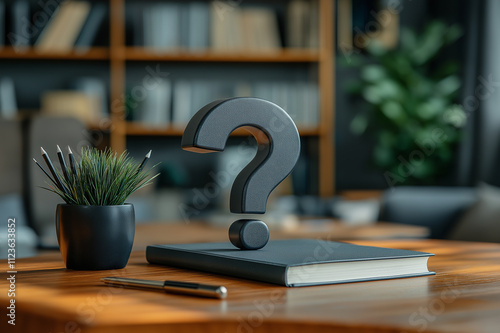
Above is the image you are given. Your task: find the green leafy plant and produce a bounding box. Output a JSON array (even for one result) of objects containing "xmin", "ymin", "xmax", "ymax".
[
  {"xmin": 46, "ymin": 147, "xmax": 159, "ymax": 205},
  {"xmin": 346, "ymin": 20, "xmax": 466, "ymax": 185}
]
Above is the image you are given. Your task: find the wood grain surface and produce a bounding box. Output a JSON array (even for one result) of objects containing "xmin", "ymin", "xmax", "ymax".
[{"xmin": 1, "ymin": 229, "xmax": 499, "ymax": 333}]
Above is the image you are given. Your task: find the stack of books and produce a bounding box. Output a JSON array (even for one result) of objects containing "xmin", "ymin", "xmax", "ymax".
[
  {"xmin": 129, "ymin": 79, "xmax": 319, "ymax": 129},
  {"xmin": 33, "ymin": 1, "xmax": 106, "ymax": 52},
  {"xmin": 130, "ymin": 1, "xmax": 319, "ymax": 52},
  {"xmin": 286, "ymin": 0, "xmax": 319, "ymax": 49}
]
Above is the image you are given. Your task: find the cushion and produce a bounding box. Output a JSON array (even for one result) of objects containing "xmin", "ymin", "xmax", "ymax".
[{"xmin": 447, "ymin": 183, "xmax": 500, "ymax": 242}]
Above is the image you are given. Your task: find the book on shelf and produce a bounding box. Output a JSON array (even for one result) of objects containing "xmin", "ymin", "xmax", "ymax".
[
  {"xmin": 210, "ymin": 2, "xmax": 243, "ymax": 51},
  {"xmin": 210, "ymin": 3, "xmax": 281, "ymax": 52},
  {"xmin": 144, "ymin": 3, "xmax": 180, "ymax": 52},
  {"xmin": 71, "ymin": 77, "xmax": 108, "ymax": 118},
  {"xmin": 8, "ymin": 0, "xmax": 30, "ymax": 49},
  {"xmin": 286, "ymin": 0, "xmax": 319, "ymax": 49},
  {"xmin": 241, "ymin": 8, "xmax": 281, "ymax": 52},
  {"xmin": 74, "ymin": 3, "xmax": 106, "ymax": 51},
  {"xmin": 130, "ymin": 3, "xmax": 143, "ymax": 46},
  {"xmin": 337, "ymin": 0, "xmax": 353, "ymax": 51},
  {"xmin": 308, "ymin": 0, "xmax": 319, "ymax": 48},
  {"xmin": 0, "ymin": 77, "xmax": 18, "ymax": 119},
  {"xmin": 41, "ymin": 90, "xmax": 100, "ymax": 125},
  {"xmin": 169, "ymin": 79, "xmax": 319, "ymax": 128},
  {"xmin": 146, "ymin": 239, "xmax": 435, "ymax": 287},
  {"xmin": 36, "ymin": 1, "xmax": 91, "ymax": 52},
  {"xmin": 132, "ymin": 1, "xmax": 281, "ymax": 53},
  {"xmin": 171, "ymin": 80, "xmax": 193, "ymax": 127},
  {"xmin": 136, "ymin": 78, "xmax": 172, "ymax": 128},
  {"xmin": 0, "ymin": 1, "xmax": 5, "ymax": 48},
  {"xmin": 186, "ymin": 2, "xmax": 210, "ymax": 50},
  {"xmin": 253, "ymin": 81, "xmax": 319, "ymax": 127}
]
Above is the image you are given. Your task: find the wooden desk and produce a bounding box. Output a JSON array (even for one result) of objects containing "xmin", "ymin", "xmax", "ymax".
[{"xmin": 2, "ymin": 231, "xmax": 499, "ymax": 332}]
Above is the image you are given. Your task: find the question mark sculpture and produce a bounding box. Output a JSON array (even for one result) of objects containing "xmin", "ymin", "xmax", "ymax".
[{"xmin": 181, "ymin": 97, "xmax": 301, "ymax": 250}]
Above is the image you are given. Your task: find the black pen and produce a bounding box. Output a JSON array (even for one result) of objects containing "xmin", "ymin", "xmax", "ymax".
[
  {"xmin": 67, "ymin": 146, "xmax": 78, "ymax": 176},
  {"xmin": 136, "ymin": 150, "xmax": 151, "ymax": 174},
  {"xmin": 101, "ymin": 277, "xmax": 227, "ymax": 299},
  {"xmin": 41, "ymin": 147, "xmax": 67, "ymax": 193},
  {"xmin": 56, "ymin": 145, "xmax": 71, "ymax": 183},
  {"xmin": 33, "ymin": 158, "xmax": 58, "ymax": 187}
]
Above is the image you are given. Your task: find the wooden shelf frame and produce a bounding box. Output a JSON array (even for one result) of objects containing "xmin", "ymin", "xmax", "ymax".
[
  {"xmin": 106, "ymin": 0, "xmax": 335, "ymax": 195},
  {"xmin": 126, "ymin": 122, "xmax": 321, "ymax": 137},
  {"xmin": 122, "ymin": 47, "xmax": 320, "ymax": 62},
  {"xmin": 0, "ymin": 46, "xmax": 109, "ymax": 60}
]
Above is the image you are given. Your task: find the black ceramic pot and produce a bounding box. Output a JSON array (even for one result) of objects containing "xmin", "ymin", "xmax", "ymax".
[{"xmin": 56, "ymin": 204, "xmax": 135, "ymax": 270}]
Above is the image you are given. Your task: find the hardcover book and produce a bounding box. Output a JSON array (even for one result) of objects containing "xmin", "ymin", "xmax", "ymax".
[{"xmin": 146, "ymin": 239, "xmax": 435, "ymax": 287}]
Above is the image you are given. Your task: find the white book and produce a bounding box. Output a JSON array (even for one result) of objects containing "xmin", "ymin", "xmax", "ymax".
[
  {"xmin": 0, "ymin": 77, "xmax": 18, "ymax": 119},
  {"xmin": 140, "ymin": 79, "xmax": 172, "ymax": 127},
  {"xmin": 253, "ymin": 82, "xmax": 273, "ymax": 104},
  {"xmin": 297, "ymin": 82, "xmax": 309, "ymax": 126},
  {"xmin": 172, "ymin": 80, "xmax": 192, "ymax": 127},
  {"xmin": 210, "ymin": 2, "xmax": 243, "ymax": 51},
  {"xmin": 72, "ymin": 77, "xmax": 108, "ymax": 117},
  {"xmin": 235, "ymin": 82, "xmax": 252, "ymax": 97},
  {"xmin": 153, "ymin": 4, "xmax": 180, "ymax": 51},
  {"xmin": 187, "ymin": 2, "xmax": 209, "ymax": 50},
  {"xmin": 179, "ymin": 3, "xmax": 189, "ymax": 49},
  {"xmin": 301, "ymin": 82, "xmax": 319, "ymax": 127},
  {"xmin": 286, "ymin": 0, "xmax": 309, "ymax": 48},
  {"xmin": 241, "ymin": 8, "xmax": 280, "ymax": 52},
  {"xmin": 191, "ymin": 80, "xmax": 212, "ymax": 112},
  {"xmin": 287, "ymin": 83, "xmax": 301, "ymax": 125},
  {"xmin": 308, "ymin": 83, "xmax": 320, "ymax": 126}
]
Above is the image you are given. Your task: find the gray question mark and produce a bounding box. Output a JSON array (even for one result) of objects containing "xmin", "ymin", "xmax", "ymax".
[{"xmin": 182, "ymin": 97, "xmax": 301, "ymax": 250}]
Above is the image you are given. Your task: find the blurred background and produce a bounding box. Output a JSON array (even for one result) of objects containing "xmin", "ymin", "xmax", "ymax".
[{"xmin": 1, "ymin": 0, "xmax": 499, "ymax": 257}]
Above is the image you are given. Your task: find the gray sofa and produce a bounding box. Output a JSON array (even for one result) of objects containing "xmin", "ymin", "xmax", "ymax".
[{"xmin": 379, "ymin": 185, "xmax": 500, "ymax": 242}]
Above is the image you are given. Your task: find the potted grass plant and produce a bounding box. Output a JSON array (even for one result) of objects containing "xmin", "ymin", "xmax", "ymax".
[{"xmin": 33, "ymin": 146, "xmax": 158, "ymax": 270}]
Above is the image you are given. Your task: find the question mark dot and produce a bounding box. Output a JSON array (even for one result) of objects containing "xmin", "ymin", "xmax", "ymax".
[{"xmin": 229, "ymin": 219, "xmax": 269, "ymax": 250}]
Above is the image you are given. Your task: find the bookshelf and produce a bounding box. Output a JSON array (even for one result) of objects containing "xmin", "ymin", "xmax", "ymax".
[{"xmin": 0, "ymin": 0, "xmax": 335, "ymax": 196}]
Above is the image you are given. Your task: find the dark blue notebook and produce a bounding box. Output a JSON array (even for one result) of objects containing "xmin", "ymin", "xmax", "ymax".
[{"xmin": 146, "ymin": 239, "xmax": 435, "ymax": 287}]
